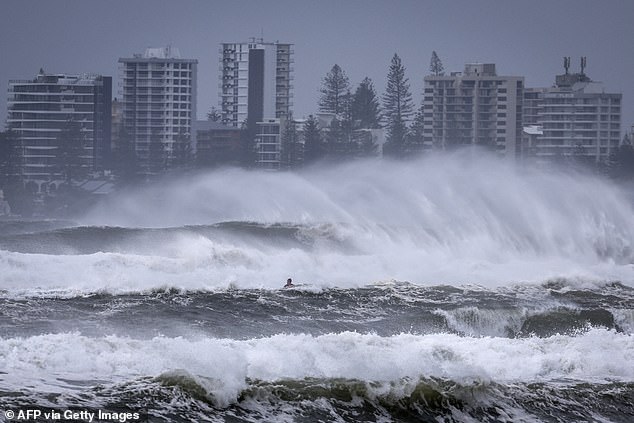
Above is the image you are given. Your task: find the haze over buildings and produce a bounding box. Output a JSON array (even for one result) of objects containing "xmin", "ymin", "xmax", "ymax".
[{"xmin": 1, "ymin": 0, "xmax": 633, "ymax": 187}]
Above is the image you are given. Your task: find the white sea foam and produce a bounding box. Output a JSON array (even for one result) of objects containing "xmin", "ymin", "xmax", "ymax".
[
  {"xmin": 1, "ymin": 243, "xmax": 632, "ymax": 297},
  {"xmin": 81, "ymin": 154, "xmax": 634, "ymax": 260},
  {"xmin": 1, "ymin": 330, "xmax": 631, "ymax": 406},
  {"xmin": 2, "ymin": 154, "xmax": 634, "ymax": 294},
  {"xmin": 84, "ymin": 154, "xmax": 634, "ymax": 286}
]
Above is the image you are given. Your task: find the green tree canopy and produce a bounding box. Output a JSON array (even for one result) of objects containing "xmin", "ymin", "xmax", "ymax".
[
  {"xmin": 319, "ymin": 64, "xmax": 350, "ymax": 117},
  {"xmin": 406, "ymin": 105, "xmax": 426, "ymax": 155},
  {"xmin": 303, "ymin": 115, "xmax": 324, "ymax": 165},
  {"xmin": 207, "ymin": 106, "xmax": 222, "ymax": 122},
  {"xmin": 351, "ymin": 77, "xmax": 381, "ymax": 129},
  {"xmin": 382, "ymin": 54, "xmax": 414, "ymax": 157},
  {"xmin": 429, "ymin": 51, "xmax": 445, "ymax": 76}
]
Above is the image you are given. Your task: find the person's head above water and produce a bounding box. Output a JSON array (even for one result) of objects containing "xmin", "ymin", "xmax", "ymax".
[{"xmin": 285, "ymin": 278, "xmax": 293, "ymax": 286}]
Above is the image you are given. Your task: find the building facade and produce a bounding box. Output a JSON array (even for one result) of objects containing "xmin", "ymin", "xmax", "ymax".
[
  {"xmin": 119, "ymin": 47, "xmax": 197, "ymax": 174},
  {"xmin": 423, "ymin": 63, "xmax": 524, "ymax": 159},
  {"xmin": 526, "ymin": 62, "xmax": 621, "ymax": 164},
  {"xmin": 194, "ymin": 120, "xmax": 241, "ymax": 167},
  {"xmin": 219, "ymin": 39, "xmax": 293, "ymax": 128},
  {"xmin": 6, "ymin": 70, "xmax": 112, "ymax": 184},
  {"xmin": 254, "ymin": 118, "xmax": 283, "ymax": 170}
]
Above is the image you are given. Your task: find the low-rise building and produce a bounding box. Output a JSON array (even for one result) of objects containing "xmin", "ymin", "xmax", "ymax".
[{"xmin": 194, "ymin": 120, "xmax": 241, "ymax": 167}]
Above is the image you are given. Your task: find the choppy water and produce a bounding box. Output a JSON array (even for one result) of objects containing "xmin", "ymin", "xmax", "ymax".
[{"xmin": 1, "ymin": 155, "xmax": 634, "ymax": 422}]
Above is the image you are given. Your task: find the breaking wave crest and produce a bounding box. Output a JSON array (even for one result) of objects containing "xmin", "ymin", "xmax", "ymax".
[
  {"xmin": 1, "ymin": 330, "xmax": 633, "ymax": 421},
  {"xmin": 1, "ymin": 155, "xmax": 633, "ymax": 295}
]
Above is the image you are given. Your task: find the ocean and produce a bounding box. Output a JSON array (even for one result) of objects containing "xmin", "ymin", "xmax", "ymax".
[{"xmin": 1, "ymin": 155, "xmax": 633, "ymax": 422}]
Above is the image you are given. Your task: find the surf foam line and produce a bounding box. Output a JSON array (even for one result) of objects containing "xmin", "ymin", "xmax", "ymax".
[
  {"xmin": 1, "ymin": 245, "xmax": 633, "ymax": 298},
  {"xmin": 1, "ymin": 329, "xmax": 632, "ymax": 407}
]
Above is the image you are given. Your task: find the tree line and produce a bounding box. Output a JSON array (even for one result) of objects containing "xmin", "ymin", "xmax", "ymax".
[{"xmin": 279, "ymin": 50, "xmax": 447, "ymax": 167}]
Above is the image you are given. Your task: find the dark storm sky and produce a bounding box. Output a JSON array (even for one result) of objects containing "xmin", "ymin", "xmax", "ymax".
[{"xmin": 1, "ymin": 0, "xmax": 633, "ymax": 130}]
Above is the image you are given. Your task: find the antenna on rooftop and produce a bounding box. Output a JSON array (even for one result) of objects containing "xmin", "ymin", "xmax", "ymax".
[
  {"xmin": 563, "ymin": 56, "xmax": 570, "ymax": 74},
  {"xmin": 580, "ymin": 56, "xmax": 586, "ymax": 74}
]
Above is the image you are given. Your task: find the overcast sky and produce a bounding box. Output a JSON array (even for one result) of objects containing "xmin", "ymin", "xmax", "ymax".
[{"xmin": 1, "ymin": 0, "xmax": 633, "ymax": 130}]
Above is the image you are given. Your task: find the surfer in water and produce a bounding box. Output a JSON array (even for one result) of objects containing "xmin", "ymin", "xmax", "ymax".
[{"xmin": 284, "ymin": 278, "xmax": 294, "ymax": 288}]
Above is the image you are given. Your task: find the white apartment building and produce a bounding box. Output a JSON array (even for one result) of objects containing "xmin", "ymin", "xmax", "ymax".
[
  {"xmin": 219, "ymin": 39, "xmax": 293, "ymax": 128},
  {"xmin": 119, "ymin": 47, "xmax": 197, "ymax": 174},
  {"xmin": 423, "ymin": 63, "xmax": 524, "ymax": 159},
  {"xmin": 528, "ymin": 62, "xmax": 621, "ymax": 164},
  {"xmin": 6, "ymin": 70, "xmax": 112, "ymax": 184}
]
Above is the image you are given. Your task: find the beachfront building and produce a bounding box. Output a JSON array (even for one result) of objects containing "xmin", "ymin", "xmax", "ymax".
[
  {"xmin": 527, "ymin": 58, "xmax": 621, "ymax": 164},
  {"xmin": 194, "ymin": 120, "xmax": 241, "ymax": 167},
  {"xmin": 422, "ymin": 63, "xmax": 524, "ymax": 159},
  {"xmin": 219, "ymin": 39, "xmax": 293, "ymax": 129},
  {"xmin": 119, "ymin": 47, "xmax": 197, "ymax": 175},
  {"xmin": 6, "ymin": 70, "xmax": 112, "ymax": 186}
]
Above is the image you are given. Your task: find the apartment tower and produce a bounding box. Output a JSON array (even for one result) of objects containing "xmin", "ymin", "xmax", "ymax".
[
  {"xmin": 6, "ymin": 70, "xmax": 112, "ymax": 184},
  {"xmin": 423, "ymin": 63, "xmax": 524, "ymax": 159},
  {"xmin": 527, "ymin": 57, "xmax": 621, "ymax": 164},
  {"xmin": 219, "ymin": 39, "xmax": 293, "ymax": 128},
  {"xmin": 119, "ymin": 47, "xmax": 197, "ymax": 174}
]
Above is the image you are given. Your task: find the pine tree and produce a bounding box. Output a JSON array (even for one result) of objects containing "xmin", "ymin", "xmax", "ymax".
[
  {"xmin": 351, "ymin": 77, "xmax": 381, "ymax": 129},
  {"xmin": 319, "ymin": 64, "xmax": 350, "ymax": 117},
  {"xmin": 406, "ymin": 105, "xmax": 426, "ymax": 155},
  {"xmin": 303, "ymin": 115, "xmax": 324, "ymax": 165},
  {"xmin": 207, "ymin": 106, "xmax": 221, "ymax": 122},
  {"xmin": 429, "ymin": 51, "xmax": 445, "ymax": 76},
  {"xmin": 382, "ymin": 54, "xmax": 414, "ymax": 157}
]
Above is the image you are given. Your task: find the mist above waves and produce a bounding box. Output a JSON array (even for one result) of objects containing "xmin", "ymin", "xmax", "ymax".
[
  {"xmin": 82, "ymin": 152, "xmax": 634, "ymax": 260},
  {"xmin": 4, "ymin": 152, "xmax": 633, "ymax": 293}
]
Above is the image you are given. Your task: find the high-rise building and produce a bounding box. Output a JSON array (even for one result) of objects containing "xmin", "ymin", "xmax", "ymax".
[
  {"xmin": 422, "ymin": 63, "xmax": 524, "ymax": 159},
  {"xmin": 219, "ymin": 39, "xmax": 293, "ymax": 128},
  {"xmin": 524, "ymin": 58, "xmax": 621, "ymax": 165},
  {"xmin": 6, "ymin": 70, "xmax": 112, "ymax": 184},
  {"xmin": 119, "ymin": 47, "xmax": 197, "ymax": 174}
]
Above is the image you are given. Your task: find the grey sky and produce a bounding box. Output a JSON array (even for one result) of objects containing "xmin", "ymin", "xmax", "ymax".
[{"xmin": 1, "ymin": 0, "xmax": 633, "ymax": 130}]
